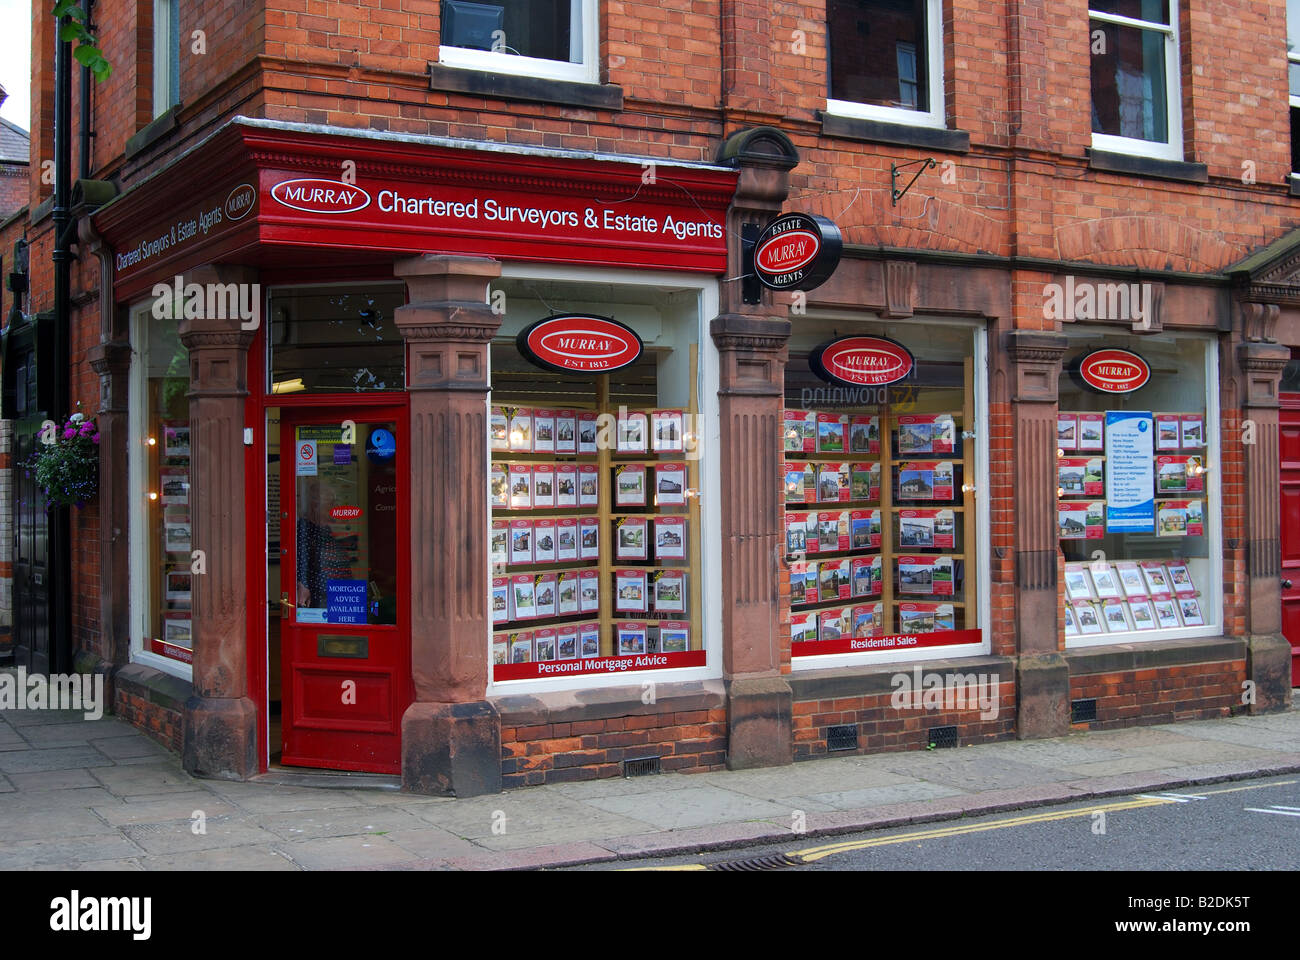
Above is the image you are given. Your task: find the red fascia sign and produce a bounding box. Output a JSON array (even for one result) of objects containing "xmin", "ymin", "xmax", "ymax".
[
  {"xmin": 98, "ymin": 123, "xmax": 738, "ymax": 299},
  {"xmin": 1072, "ymin": 348, "xmax": 1151, "ymax": 394},
  {"xmin": 517, "ymin": 315, "xmax": 643, "ymax": 374},
  {"xmin": 811, "ymin": 335, "xmax": 915, "ymax": 387}
]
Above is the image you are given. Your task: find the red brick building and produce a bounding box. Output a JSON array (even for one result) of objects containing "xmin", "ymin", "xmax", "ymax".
[{"xmin": 4, "ymin": 1, "xmax": 1298, "ymax": 793}]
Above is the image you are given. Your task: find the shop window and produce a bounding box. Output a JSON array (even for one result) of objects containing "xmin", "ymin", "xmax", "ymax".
[
  {"xmin": 152, "ymin": 0, "xmax": 180, "ymax": 118},
  {"xmin": 267, "ymin": 285, "xmax": 405, "ymax": 394},
  {"xmin": 439, "ymin": 0, "xmax": 598, "ymax": 84},
  {"xmin": 1089, "ymin": 0, "xmax": 1182, "ymax": 161},
  {"xmin": 826, "ymin": 0, "xmax": 944, "ymax": 128},
  {"xmin": 1057, "ymin": 330, "xmax": 1219, "ymax": 645},
  {"xmin": 486, "ymin": 275, "xmax": 713, "ymax": 684},
  {"xmin": 129, "ymin": 305, "xmax": 192, "ymax": 670},
  {"xmin": 783, "ymin": 320, "xmax": 987, "ymax": 664}
]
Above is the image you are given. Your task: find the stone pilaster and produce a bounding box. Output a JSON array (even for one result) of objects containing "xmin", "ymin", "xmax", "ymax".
[
  {"xmin": 177, "ymin": 265, "xmax": 258, "ymax": 781},
  {"xmin": 1237, "ymin": 325, "xmax": 1292, "ymax": 713},
  {"xmin": 393, "ymin": 254, "xmax": 503, "ymax": 797},
  {"xmin": 1005, "ymin": 329, "xmax": 1072, "ymax": 739},
  {"xmin": 713, "ymin": 127, "xmax": 799, "ymax": 769}
]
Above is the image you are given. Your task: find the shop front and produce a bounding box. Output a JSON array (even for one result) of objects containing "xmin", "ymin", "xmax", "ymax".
[{"xmin": 90, "ymin": 117, "xmax": 744, "ymax": 791}]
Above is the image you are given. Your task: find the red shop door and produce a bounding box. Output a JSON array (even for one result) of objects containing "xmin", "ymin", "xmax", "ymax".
[
  {"xmin": 279, "ymin": 408, "xmax": 410, "ymax": 773},
  {"xmin": 1281, "ymin": 396, "xmax": 1300, "ymax": 687}
]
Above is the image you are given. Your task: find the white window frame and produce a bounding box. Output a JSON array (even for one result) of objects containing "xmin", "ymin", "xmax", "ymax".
[
  {"xmin": 152, "ymin": 0, "xmax": 179, "ymax": 119},
  {"xmin": 1288, "ymin": 2, "xmax": 1300, "ymax": 177},
  {"xmin": 790, "ymin": 318, "xmax": 992, "ymax": 670},
  {"xmin": 484, "ymin": 262, "xmax": 722, "ymax": 695},
  {"xmin": 1088, "ymin": 3, "xmax": 1184, "ymax": 162},
  {"xmin": 824, "ymin": 0, "xmax": 946, "ymax": 130},
  {"xmin": 1063, "ymin": 332, "xmax": 1222, "ymax": 649},
  {"xmin": 128, "ymin": 300, "xmax": 193, "ymax": 682},
  {"xmin": 438, "ymin": 0, "xmax": 599, "ymax": 85}
]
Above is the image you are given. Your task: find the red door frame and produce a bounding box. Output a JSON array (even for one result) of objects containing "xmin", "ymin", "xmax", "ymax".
[
  {"xmin": 243, "ymin": 305, "xmax": 413, "ymax": 774},
  {"xmin": 1281, "ymin": 392, "xmax": 1300, "ymax": 688},
  {"xmin": 277, "ymin": 403, "xmax": 410, "ymax": 773}
]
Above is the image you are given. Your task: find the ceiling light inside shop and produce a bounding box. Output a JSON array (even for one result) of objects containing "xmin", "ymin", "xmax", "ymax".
[{"xmin": 271, "ymin": 378, "xmax": 306, "ymax": 394}]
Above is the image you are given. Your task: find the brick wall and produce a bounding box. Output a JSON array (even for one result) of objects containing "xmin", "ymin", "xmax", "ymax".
[
  {"xmin": 113, "ymin": 682, "xmax": 184, "ymax": 753},
  {"xmin": 500, "ymin": 707, "xmax": 727, "ymax": 788},
  {"xmin": 1069, "ymin": 659, "xmax": 1245, "ymax": 729}
]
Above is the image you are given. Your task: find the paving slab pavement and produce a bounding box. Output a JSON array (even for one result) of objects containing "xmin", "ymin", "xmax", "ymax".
[{"xmin": 0, "ymin": 676, "xmax": 1296, "ymax": 871}]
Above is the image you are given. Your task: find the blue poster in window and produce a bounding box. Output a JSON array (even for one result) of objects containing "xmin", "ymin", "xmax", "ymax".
[
  {"xmin": 326, "ymin": 579, "xmax": 368, "ymax": 624},
  {"xmin": 1104, "ymin": 411, "xmax": 1154, "ymax": 532}
]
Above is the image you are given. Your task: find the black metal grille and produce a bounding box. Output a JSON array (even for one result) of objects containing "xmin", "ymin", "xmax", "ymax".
[
  {"xmin": 710, "ymin": 853, "xmax": 805, "ymax": 871},
  {"xmin": 623, "ymin": 756, "xmax": 661, "ymax": 777},
  {"xmin": 826, "ymin": 724, "xmax": 858, "ymax": 751},
  {"xmin": 927, "ymin": 725, "xmax": 958, "ymax": 749},
  {"xmin": 1071, "ymin": 698, "xmax": 1098, "ymax": 723}
]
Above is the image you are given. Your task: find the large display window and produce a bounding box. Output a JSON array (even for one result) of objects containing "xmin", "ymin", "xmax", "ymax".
[
  {"xmin": 128, "ymin": 304, "xmax": 193, "ymax": 673},
  {"xmin": 1058, "ymin": 330, "xmax": 1221, "ymax": 646},
  {"xmin": 782, "ymin": 318, "xmax": 989, "ymax": 666},
  {"xmin": 485, "ymin": 268, "xmax": 720, "ymax": 687}
]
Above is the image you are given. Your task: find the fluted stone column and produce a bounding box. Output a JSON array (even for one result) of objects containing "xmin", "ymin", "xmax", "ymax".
[
  {"xmin": 713, "ymin": 127, "xmax": 799, "ymax": 769},
  {"xmin": 1006, "ymin": 329, "xmax": 1072, "ymax": 739},
  {"xmin": 393, "ymin": 254, "xmax": 503, "ymax": 797},
  {"xmin": 1237, "ymin": 312, "xmax": 1292, "ymax": 714},
  {"xmin": 178, "ymin": 265, "xmax": 258, "ymax": 780}
]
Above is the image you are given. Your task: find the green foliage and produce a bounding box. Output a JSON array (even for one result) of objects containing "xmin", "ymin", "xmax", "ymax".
[
  {"xmin": 52, "ymin": 1, "xmax": 111, "ymax": 82},
  {"xmin": 30, "ymin": 413, "xmax": 100, "ymax": 509}
]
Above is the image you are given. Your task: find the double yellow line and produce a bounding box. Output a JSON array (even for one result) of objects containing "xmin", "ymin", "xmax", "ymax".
[{"xmin": 626, "ymin": 795, "xmax": 1179, "ymax": 870}]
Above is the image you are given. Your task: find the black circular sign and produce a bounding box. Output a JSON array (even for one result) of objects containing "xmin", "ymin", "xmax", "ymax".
[{"xmin": 753, "ymin": 213, "xmax": 843, "ymax": 291}]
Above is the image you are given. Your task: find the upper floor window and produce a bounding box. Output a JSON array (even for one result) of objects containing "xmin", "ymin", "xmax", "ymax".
[
  {"xmin": 152, "ymin": 0, "xmax": 179, "ymax": 118},
  {"xmin": 1089, "ymin": 0, "xmax": 1182, "ymax": 161},
  {"xmin": 439, "ymin": 0, "xmax": 598, "ymax": 84},
  {"xmin": 825, "ymin": 0, "xmax": 945, "ymax": 128}
]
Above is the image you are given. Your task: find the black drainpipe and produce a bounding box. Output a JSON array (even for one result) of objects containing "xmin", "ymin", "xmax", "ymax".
[
  {"xmin": 49, "ymin": 13, "xmax": 73, "ymax": 674},
  {"xmin": 79, "ymin": 0, "xmax": 92, "ymax": 179}
]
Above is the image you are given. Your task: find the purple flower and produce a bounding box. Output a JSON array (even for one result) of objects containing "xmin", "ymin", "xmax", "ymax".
[
  {"xmin": 92, "ymin": 433, "xmax": 100, "ymax": 444},
  {"xmin": 79, "ymin": 422, "xmax": 94, "ymax": 437},
  {"xmin": 63, "ymin": 427, "xmax": 76, "ymax": 439}
]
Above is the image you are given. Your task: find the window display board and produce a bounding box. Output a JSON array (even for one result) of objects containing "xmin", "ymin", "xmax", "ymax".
[
  {"xmin": 1057, "ymin": 333, "xmax": 1217, "ymax": 643},
  {"xmin": 489, "ymin": 350, "xmax": 703, "ymax": 680},
  {"xmin": 784, "ymin": 356, "xmax": 981, "ymax": 656}
]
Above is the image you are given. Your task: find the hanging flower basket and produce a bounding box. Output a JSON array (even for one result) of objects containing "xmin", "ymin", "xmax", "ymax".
[{"xmin": 29, "ymin": 412, "xmax": 100, "ymax": 509}]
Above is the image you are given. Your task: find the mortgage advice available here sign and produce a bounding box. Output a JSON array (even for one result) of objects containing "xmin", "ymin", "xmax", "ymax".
[{"xmin": 1104, "ymin": 411, "xmax": 1155, "ymax": 532}]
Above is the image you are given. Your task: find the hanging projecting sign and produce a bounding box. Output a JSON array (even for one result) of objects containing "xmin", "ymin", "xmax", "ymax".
[
  {"xmin": 753, "ymin": 213, "xmax": 843, "ymax": 291},
  {"xmin": 517, "ymin": 315, "xmax": 643, "ymax": 375},
  {"xmin": 1073, "ymin": 348, "xmax": 1150, "ymax": 394},
  {"xmin": 810, "ymin": 336, "xmax": 915, "ymax": 387}
]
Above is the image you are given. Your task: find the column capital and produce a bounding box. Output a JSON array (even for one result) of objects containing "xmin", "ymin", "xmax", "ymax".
[
  {"xmin": 1238, "ymin": 340, "xmax": 1290, "ymax": 409},
  {"xmin": 711, "ymin": 314, "xmax": 790, "ymax": 397},
  {"xmin": 1005, "ymin": 329, "xmax": 1069, "ymax": 404}
]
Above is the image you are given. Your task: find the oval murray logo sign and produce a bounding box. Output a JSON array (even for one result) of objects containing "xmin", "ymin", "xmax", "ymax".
[
  {"xmin": 754, "ymin": 213, "xmax": 842, "ymax": 291},
  {"xmin": 1075, "ymin": 348, "xmax": 1150, "ymax": 394},
  {"xmin": 517, "ymin": 315, "xmax": 643, "ymax": 374},
  {"xmin": 811, "ymin": 336, "xmax": 915, "ymax": 387},
  {"xmin": 270, "ymin": 178, "xmax": 372, "ymax": 214},
  {"xmin": 224, "ymin": 183, "xmax": 257, "ymax": 221}
]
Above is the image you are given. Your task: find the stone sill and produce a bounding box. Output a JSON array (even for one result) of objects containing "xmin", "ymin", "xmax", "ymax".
[
  {"xmin": 788, "ymin": 654, "xmax": 1016, "ymax": 702},
  {"xmin": 1087, "ymin": 149, "xmax": 1208, "ymax": 184},
  {"xmin": 113, "ymin": 661, "xmax": 193, "ymax": 713},
  {"xmin": 492, "ymin": 677, "xmax": 725, "ymax": 726},
  {"xmin": 819, "ymin": 111, "xmax": 970, "ymax": 153},
  {"xmin": 1065, "ymin": 635, "xmax": 1246, "ymax": 676},
  {"xmin": 428, "ymin": 63, "xmax": 623, "ymax": 111}
]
